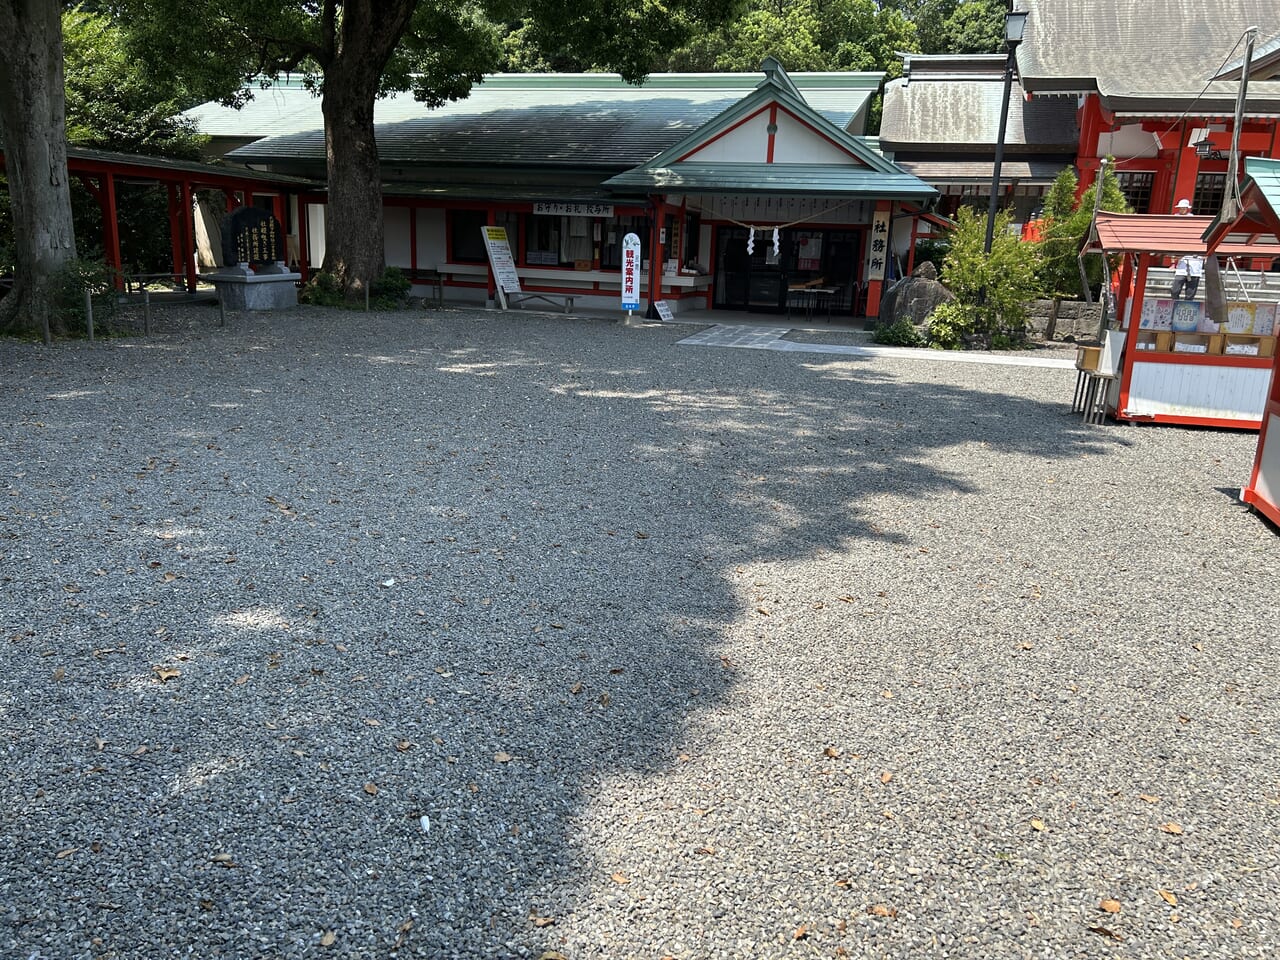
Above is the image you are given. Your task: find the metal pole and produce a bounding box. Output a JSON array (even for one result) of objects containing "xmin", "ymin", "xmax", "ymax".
[
  {"xmin": 143, "ymin": 289, "xmax": 152, "ymax": 336},
  {"xmin": 83, "ymin": 289, "xmax": 94, "ymax": 342},
  {"xmin": 1223, "ymin": 27, "xmax": 1258, "ymax": 224},
  {"xmin": 984, "ymin": 48, "xmax": 1017, "ymax": 254}
]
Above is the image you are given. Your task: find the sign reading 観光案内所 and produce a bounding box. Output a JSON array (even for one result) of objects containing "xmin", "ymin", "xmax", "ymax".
[
  {"xmin": 533, "ymin": 202, "xmax": 614, "ymax": 218},
  {"xmin": 221, "ymin": 206, "xmax": 284, "ymax": 266},
  {"xmin": 621, "ymin": 233, "xmax": 642, "ymax": 312},
  {"xmin": 480, "ymin": 226, "xmax": 522, "ymax": 302}
]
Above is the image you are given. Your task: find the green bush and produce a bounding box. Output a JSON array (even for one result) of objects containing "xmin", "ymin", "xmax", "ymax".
[
  {"xmin": 50, "ymin": 256, "xmax": 119, "ymax": 335},
  {"xmin": 1036, "ymin": 162, "xmax": 1130, "ymax": 301},
  {"xmin": 871, "ymin": 318, "xmax": 923, "ymax": 347},
  {"xmin": 931, "ymin": 208, "xmax": 1043, "ymax": 350},
  {"xmin": 370, "ymin": 266, "xmax": 410, "ymax": 309},
  {"xmin": 299, "ymin": 270, "xmax": 345, "ymax": 307}
]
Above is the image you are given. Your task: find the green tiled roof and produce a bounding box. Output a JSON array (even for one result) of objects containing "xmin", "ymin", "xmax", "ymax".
[
  {"xmin": 190, "ymin": 72, "xmax": 881, "ymax": 169},
  {"xmin": 1203, "ymin": 156, "xmax": 1280, "ymax": 244},
  {"xmin": 602, "ymin": 162, "xmax": 937, "ymax": 199}
]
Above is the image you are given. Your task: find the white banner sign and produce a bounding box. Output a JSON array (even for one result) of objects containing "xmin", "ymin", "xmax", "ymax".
[
  {"xmin": 481, "ymin": 226, "xmax": 522, "ymax": 294},
  {"xmin": 621, "ymin": 232, "xmax": 641, "ymax": 312},
  {"xmin": 864, "ymin": 208, "xmax": 891, "ymax": 282},
  {"xmin": 533, "ymin": 201, "xmax": 614, "ymax": 218}
]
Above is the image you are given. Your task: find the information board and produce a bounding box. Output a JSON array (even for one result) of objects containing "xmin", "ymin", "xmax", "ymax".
[
  {"xmin": 653, "ymin": 300, "xmax": 674, "ymax": 322},
  {"xmin": 621, "ymin": 232, "xmax": 641, "ymax": 312},
  {"xmin": 481, "ymin": 227, "xmax": 522, "ymax": 302}
]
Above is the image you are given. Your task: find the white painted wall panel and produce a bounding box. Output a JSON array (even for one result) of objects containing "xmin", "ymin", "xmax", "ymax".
[
  {"xmin": 770, "ymin": 110, "xmax": 855, "ymax": 164},
  {"xmin": 384, "ymin": 207, "xmax": 411, "ymax": 267},
  {"xmin": 1253, "ymin": 412, "xmax": 1280, "ymax": 509},
  {"xmin": 684, "ymin": 194, "xmax": 871, "ymax": 225},
  {"xmin": 683, "ymin": 113, "xmax": 770, "ymax": 162},
  {"xmin": 1097, "ymin": 123, "xmax": 1159, "ymax": 158},
  {"xmin": 417, "ymin": 208, "xmax": 447, "ymax": 268},
  {"xmin": 1126, "ymin": 361, "xmax": 1270, "ymax": 421},
  {"xmin": 306, "ymin": 204, "xmax": 326, "ymax": 267}
]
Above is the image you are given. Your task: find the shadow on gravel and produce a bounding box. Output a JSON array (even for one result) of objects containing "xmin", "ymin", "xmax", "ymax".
[{"xmin": 0, "ymin": 313, "xmax": 1121, "ymax": 957}]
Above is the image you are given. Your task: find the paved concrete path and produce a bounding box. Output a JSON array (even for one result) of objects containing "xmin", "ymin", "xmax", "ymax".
[{"xmin": 677, "ymin": 323, "xmax": 1077, "ymax": 369}]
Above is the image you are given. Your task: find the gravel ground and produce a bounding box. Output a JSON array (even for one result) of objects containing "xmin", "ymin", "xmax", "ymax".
[{"xmin": 2, "ymin": 302, "xmax": 1277, "ymax": 960}]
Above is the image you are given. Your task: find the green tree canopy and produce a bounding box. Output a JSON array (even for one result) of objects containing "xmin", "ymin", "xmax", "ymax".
[{"xmin": 1037, "ymin": 162, "xmax": 1130, "ymax": 301}]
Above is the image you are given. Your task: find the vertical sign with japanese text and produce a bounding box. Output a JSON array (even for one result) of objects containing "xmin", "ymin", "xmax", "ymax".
[
  {"xmin": 481, "ymin": 226, "xmax": 522, "ymax": 295},
  {"xmin": 621, "ymin": 232, "xmax": 641, "ymax": 311},
  {"xmin": 864, "ymin": 208, "xmax": 891, "ymax": 282}
]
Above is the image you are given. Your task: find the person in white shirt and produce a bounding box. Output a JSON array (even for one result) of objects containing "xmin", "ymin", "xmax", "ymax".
[
  {"xmin": 1173, "ymin": 198, "xmax": 1193, "ymax": 215},
  {"xmin": 1171, "ymin": 253, "xmax": 1204, "ymax": 300}
]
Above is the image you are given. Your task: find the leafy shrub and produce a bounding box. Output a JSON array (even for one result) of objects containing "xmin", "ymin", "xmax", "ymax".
[
  {"xmin": 299, "ymin": 270, "xmax": 344, "ymax": 307},
  {"xmin": 931, "ymin": 208, "xmax": 1043, "ymax": 349},
  {"xmin": 50, "ymin": 256, "xmax": 119, "ymax": 335},
  {"xmin": 370, "ymin": 266, "xmax": 410, "ymax": 309},
  {"xmin": 871, "ymin": 318, "xmax": 923, "ymax": 347}
]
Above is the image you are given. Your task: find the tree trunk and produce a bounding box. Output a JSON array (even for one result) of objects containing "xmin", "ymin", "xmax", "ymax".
[
  {"xmin": 0, "ymin": 0, "xmax": 77, "ymax": 341},
  {"xmin": 320, "ymin": 61, "xmax": 385, "ymax": 299}
]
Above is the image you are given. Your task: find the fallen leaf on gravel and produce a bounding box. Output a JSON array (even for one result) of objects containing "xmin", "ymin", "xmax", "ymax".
[
  {"xmin": 635, "ymin": 531, "xmax": 649, "ymax": 539},
  {"xmin": 1030, "ymin": 819, "xmax": 1046, "ymax": 832},
  {"xmin": 611, "ymin": 872, "xmax": 631, "ymax": 884},
  {"xmin": 234, "ymin": 674, "xmax": 250, "ymax": 686},
  {"xmin": 1087, "ymin": 925, "xmax": 1123, "ymax": 942},
  {"xmin": 882, "ymin": 809, "xmax": 894, "ymax": 820},
  {"xmin": 1160, "ymin": 822, "xmax": 1184, "ymax": 835},
  {"xmin": 211, "ymin": 853, "xmax": 234, "ymax": 867},
  {"xmin": 494, "ymin": 751, "xmax": 513, "ymax": 763},
  {"xmin": 90, "ymin": 841, "xmax": 102, "ymax": 853},
  {"xmin": 868, "ymin": 904, "xmax": 897, "ymax": 918},
  {"xmin": 881, "ymin": 689, "xmax": 894, "ymax": 699},
  {"xmin": 363, "ymin": 718, "xmax": 380, "ymax": 727},
  {"xmin": 53, "ymin": 667, "xmax": 66, "ymax": 681},
  {"xmin": 55, "ymin": 847, "xmax": 78, "ymax": 859},
  {"xmin": 598, "ymin": 693, "xmax": 610, "ymax": 708},
  {"xmin": 536, "ymin": 952, "xmax": 569, "ymax": 960},
  {"xmin": 793, "ymin": 925, "xmax": 809, "ymax": 940},
  {"xmin": 823, "ymin": 746, "xmax": 842, "ymax": 759},
  {"xmin": 880, "ymin": 770, "xmax": 893, "ymax": 784},
  {"xmin": 837, "ymin": 595, "xmax": 854, "ymax": 603},
  {"xmin": 395, "ymin": 740, "xmax": 413, "ymax": 752},
  {"xmin": 834, "ymin": 878, "xmax": 851, "ymax": 888},
  {"xmin": 132, "ymin": 746, "xmax": 148, "ymax": 757},
  {"xmin": 199, "ymin": 899, "xmax": 214, "ymax": 911},
  {"xmin": 162, "ymin": 572, "xmax": 177, "ymax": 583},
  {"xmin": 363, "ymin": 782, "xmax": 378, "ymax": 796},
  {"xmin": 152, "ymin": 665, "xmax": 180, "ymax": 682},
  {"xmin": 1158, "ymin": 889, "xmax": 1178, "ymax": 906},
  {"xmin": 1170, "ymin": 913, "xmax": 1180, "ymax": 923},
  {"xmin": 530, "ymin": 915, "xmax": 556, "ymax": 927},
  {"xmin": 609, "ymin": 667, "xmax": 624, "ymax": 675},
  {"xmin": 694, "ymin": 846, "xmax": 716, "ymax": 855},
  {"xmin": 319, "ymin": 930, "xmax": 336, "ymax": 947},
  {"xmin": 334, "ymin": 644, "xmax": 348, "ymax": 653},
  {"xmin": 1138, "ymin": 794, "xmax": 1161, "ymax": 804},
  {"xmin": 1099, "ymin": 899, "xmax": 1121, "ymax": 914},
  {"xmin": 756, "ymin": 607, "xmax": 770, "ymax": 616},
  {"xmin": 1231, "ymin": 918, "xmax": 1243, "ymax": 929},
  {"xmin": 570, "ymin": 682, "xmax": 583, "ymax": 695},
  {"xmin": 1017, "ymin": 642, "xmax": 1034, "ymax": 651}
]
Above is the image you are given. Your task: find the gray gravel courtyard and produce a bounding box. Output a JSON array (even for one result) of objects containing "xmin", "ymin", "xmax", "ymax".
[{"xmin": 2, "ymin": 304, "xmax": 1277, "ymax": 959}]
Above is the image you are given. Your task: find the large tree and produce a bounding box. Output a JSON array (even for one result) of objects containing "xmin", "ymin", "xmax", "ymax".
[
  {"xmin": 0, "ymin": 0, "xmax": 77, "ymax": 341},
  {"xmin": 124, "ymin": 0, "xmax": 741, "ymax": 299}
]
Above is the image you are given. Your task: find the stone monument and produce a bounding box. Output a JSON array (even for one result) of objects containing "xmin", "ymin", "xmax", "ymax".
[{"xmin": 202, "ymin": 206, "xmax": 300, "ymax": 310}]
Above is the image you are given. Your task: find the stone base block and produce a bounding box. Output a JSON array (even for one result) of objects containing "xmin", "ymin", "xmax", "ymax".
[{"xmin": 203, "ymin": 268, "xmax": 300, "ymax": 310}]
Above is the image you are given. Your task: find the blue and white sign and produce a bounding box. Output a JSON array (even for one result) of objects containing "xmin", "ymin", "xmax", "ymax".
[{"xmin": 621, "ymin": 232, "xmax": 642, "ymax": 312}]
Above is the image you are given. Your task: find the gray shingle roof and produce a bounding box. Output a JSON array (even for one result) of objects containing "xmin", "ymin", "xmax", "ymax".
[
  {"xmin": 894, "ymin": 159, "xmax": 1069, "ymax": 184},
  {"xmin": 1016, "ymin": 0, "xmax": 1280, "ymax": 111},
  {"xmin": 878, "ymin": 77, "xmax": 1078, "ymax": 152},
  {"xmin": 190, "ymin": 73, "xmax": 881, "ymax": 169}
]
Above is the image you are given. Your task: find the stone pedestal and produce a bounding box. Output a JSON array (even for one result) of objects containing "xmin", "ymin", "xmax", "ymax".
[{"xmin": 203, "ymin": 263, "xmax": 300, "ymax": 310}]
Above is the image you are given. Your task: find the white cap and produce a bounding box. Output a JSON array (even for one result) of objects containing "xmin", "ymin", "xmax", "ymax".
[{"xmin": 1175, "ymin": 198, "xmax": 1192, "ymax": 209}]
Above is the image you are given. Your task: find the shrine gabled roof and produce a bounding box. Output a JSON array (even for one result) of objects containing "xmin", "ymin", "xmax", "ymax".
[
  {"xmin": 1090, "ymin": 212, "xmax": 1280, "ymax": 257},
  {"xmin": 192, "ymin": 72, "xmax": 881, "ymax": 169},
  {"xmin": 1015, "ymin": 0, "xmax": 1280, "ymax": 113},
  {"xmin": 602, "ymin": 162, "xmax": 937, "ymax": 199}
]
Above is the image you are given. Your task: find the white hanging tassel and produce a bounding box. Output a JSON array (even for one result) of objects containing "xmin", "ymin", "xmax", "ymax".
[
  {"xmin": 772, "ymin": 227, "xmax": 780, "ymax": 257},
  {"xmin": 746, "ymin": 228, "xmax": 755, "ymax": 255}
]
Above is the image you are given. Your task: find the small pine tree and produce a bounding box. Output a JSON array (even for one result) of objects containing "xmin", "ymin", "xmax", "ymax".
[{"xmin": 1037, "ymin": 160, "xmax": 1130, "ymax": 300}]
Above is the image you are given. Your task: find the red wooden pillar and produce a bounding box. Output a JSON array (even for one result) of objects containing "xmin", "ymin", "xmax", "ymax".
[
  {"xmin": 180, "ymin": 179, "xmax": 197, "ymax": 292},
  {"xmin": 296, "ymin": 195, "xmax": 310, "ymax": 280},
  {"xmin": 486, "ymin": 207, "xmax": 497, "ymax": 303},
  {"xmin": 1168, "ymin": 131, "xmax": 1201, "ymax": 214},
  {"xmin": 167, "ymin": 185, "xmax": 183, "ymax": 280},
  {"xmin": 224, "ymin": 189, "xmax": 238, "ymax": 213},
  {"xmin": 272, "ymin": 193, "xmax": 285, "ymax": 233},
  {"xmin": 1117, "ymin": 252, "xmax": 1152, "ymax": 413},
  {"xmin": 648, "ymin": 196, "xmax": 666, "ymax": 315},
  {"xmin": 102, "ymin": 173, "xmax": 123, "ymax": 290},
  {"xmin": 864, "ymin": 199, "xmax": 892, "ymax": 318},
  {"xmin": 408, "ymin": 204, "xmax": 418, "ymax": 277}
]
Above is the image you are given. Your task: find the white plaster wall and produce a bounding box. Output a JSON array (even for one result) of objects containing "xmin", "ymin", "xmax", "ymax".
[
  {"xmin": 417, "ymin": 208, "xmax": 447, "ymax": 267},
  {"xmin": 384, "ymin": 207, "xmax": 411, "ymax": 268},
  {"xmin": 683, "ymin": 112, "xmax": 770, "ymax": 163},
  {"xmin": 306, "ymin": 204, "xmax": 326, "ymax": 267},
  {"xmin": 698, "ymin": 224, "xmax": 713, "ymax": 269},
  {"xmin": 770, "ymin": 110, "xmax": 856, "ymax": 164},
  {"xmin": 1097, "ymin": 123, "xmax": 1160, "ymax": 158}
]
